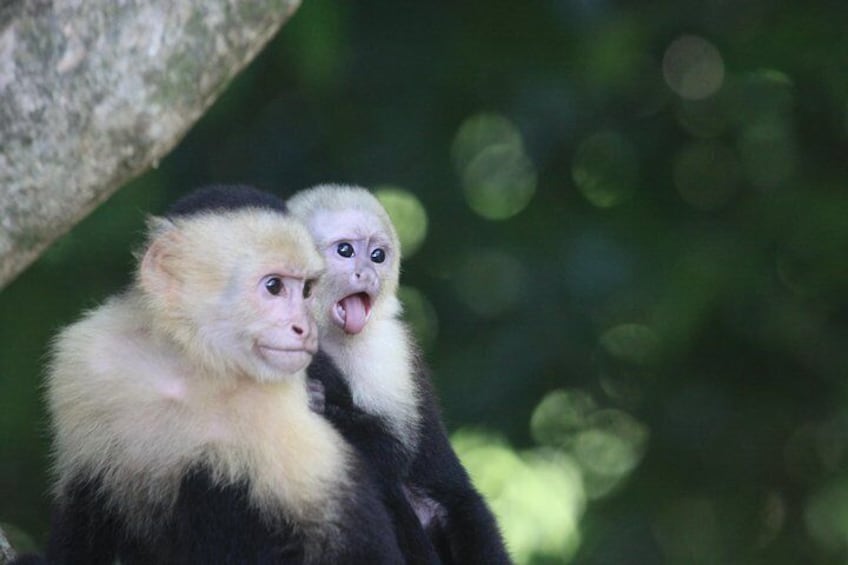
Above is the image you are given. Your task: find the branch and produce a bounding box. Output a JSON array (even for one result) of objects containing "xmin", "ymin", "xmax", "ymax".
[{"xmin": 0, "ymin": 0, "xmax": 301, "ymax": 289}]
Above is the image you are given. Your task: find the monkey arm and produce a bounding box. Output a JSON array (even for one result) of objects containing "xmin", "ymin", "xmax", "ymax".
[
  {"xmin": 319, "ymin": 404, "xmax": 441, "ymax": 564},
  {"xmin": 409, "ymin": 377, "xmax": 514, "ymax": 565},
  {"xmin": 308, "ymin": 350, "xmax": 413, "ymax": 481},
  {"xmin": 308, "ymin": 351, "xmax": 440, "ymax": 564}
]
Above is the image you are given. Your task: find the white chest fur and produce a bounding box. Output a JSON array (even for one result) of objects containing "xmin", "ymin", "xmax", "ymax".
[
  {"xmin": 47, "ymin": 299, "xmax": 351, "ymax": 535},
  {"xmin": 324, "ymin": 315, "xmax": 421, "ymax": 450}
]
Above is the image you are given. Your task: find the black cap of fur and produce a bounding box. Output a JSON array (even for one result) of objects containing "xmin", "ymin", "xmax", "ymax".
[{"xmin": 167, "ymin": 185, "xmax": 288, "ymax": 217}]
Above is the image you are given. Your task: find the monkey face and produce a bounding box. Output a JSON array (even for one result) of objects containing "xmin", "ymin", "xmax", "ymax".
[
  {"xmin": 307, "ymin": 208, "xmax": 399, "ymax": 335},
  {"xmin": 140, "ymin": 209, "xmax": 325, "ymax": 383},
  {"xmin": 247, "ymin": 271, "xmax": 320, "ymax": 377}
]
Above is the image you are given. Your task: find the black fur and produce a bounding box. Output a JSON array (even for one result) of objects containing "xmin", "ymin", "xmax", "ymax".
[
  {"xmin": 44, "ymin": 464, "xmax": 405, "ymax": 564},
  {"xmin": 167, "ymin": 184, "xmax": 289, "ymax": 218},
  {"xmin": 311, "ymin": 351, "xmax": 441, "ymax": 565},
  {"xmin": 310, "ymin": 351, "xmax": 512, "ymax": 565},
  {"xmin": 45, "ymin": 475, "xmax": 163, "ymax": 564}
]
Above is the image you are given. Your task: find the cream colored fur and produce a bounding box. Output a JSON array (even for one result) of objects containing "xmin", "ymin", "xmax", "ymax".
[
  {"xmin": 49, "ymin": 298, "xmax": 351, "ymax": 532},
  {"xmin": 140, "ymin": 209, "xmax": 324, "ymax": 385},
  {"xmin": 288, "ymin": 185, "xmax": 422, "ymax": 449},
  {"xmin": 47, "ymin": 210, "xmax": 351, "ymax": 551}
]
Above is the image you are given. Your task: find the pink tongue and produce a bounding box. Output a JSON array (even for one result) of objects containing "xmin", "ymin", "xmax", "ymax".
[{"xmin": 341, "ymin": 294, "xmax": 368, "ymax": 334}]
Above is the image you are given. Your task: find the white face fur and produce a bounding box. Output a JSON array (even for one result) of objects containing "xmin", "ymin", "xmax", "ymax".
[
  {"xmin": 140, "ymin": 210, "xmax": 324, "ymax": 382},
  {"xmin": 307, "ymin": 208, "xmax": 397, "ymax": 336},
  {"xmin": 243, "ymin": 271, "xmax": 319, "ymax": 376}
]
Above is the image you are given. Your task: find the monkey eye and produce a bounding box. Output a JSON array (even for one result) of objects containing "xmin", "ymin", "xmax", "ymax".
[
  {"xmin": 337, "ymin": 242, "xmax": 354, "ymax": 258},
  {"xmin": 264, "ymin": 277, "xmax": 283, "ymax": 296},
  {"xmin": 303, "ymin": 279, "xmax": 315, "ymax": 299},
  {"xmin": 370, "ymin": 248, "xmax": 386, "ymax": 263}
]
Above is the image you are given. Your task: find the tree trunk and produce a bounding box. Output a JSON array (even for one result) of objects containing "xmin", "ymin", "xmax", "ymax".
[{"xmin": 0, "ymin": 0, "xmax": 301, "ymax": 289}]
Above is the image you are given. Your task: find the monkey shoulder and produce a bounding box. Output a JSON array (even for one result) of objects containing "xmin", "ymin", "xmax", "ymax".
[{"xmin": 48, "ymin": 298, "xmax": 356, "ymax": 532}]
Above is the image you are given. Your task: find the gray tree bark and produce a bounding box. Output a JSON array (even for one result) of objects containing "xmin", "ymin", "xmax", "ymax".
[{"xmin": 0, "ymin": 0, "xmax": 301, "ymax": 289}]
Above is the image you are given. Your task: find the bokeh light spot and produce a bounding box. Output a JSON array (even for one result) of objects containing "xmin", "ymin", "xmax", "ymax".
[
  {"xmin": 663, "ymin": 35, "xmax": 725, "ymax": 100},
  {"xmin": 805, "ymin": 480, "xmax": 848, "ymax": 552},
  {"xmin": 738, "ymin": 123, "xmax": 797, "ymax": 189},
  {"xmin": 576, "ymin": 409, "xmax": 649, "ymax": 498},
  {"xmin": 725, "ymin": 69, "xmax": 797, "ymax": 190},
  {"xmin": 374, "ymin": 186, "xmax": 428, "ymax": 258},
  {"xmin": 757, "ymin": 491, "xmax": 787, "ymax": 548},
  {"xmin": 531, "ymin": 389, "xmax": 597, "ymax": 447},
  {"xmin": 461, "ymin": 144, "xmax": 538, "ymax": 220},
  {"xmin": 529, "ymin": 388, "xmax": 649, "ymax": 499},
  {"xmin": 453, "ymin": 113, "xmax": 537, "ymax": 220},
  {"xmin": 451, "ymin": 113, "xmax": 524, "ymax": 171},
  {"xmin": 732, "ymin": 69, "xmax": 795, "ymax": 125},
  {"xmin": 397, "ymin": 285, "xmax": 438, "ymax": 352},
  {"xmin": 453, "ymin": 248, "xmax": 528, "ymax": 318},
  {"xmin": 572, "ymin": 130, "xmax": 638, "ymax": 208},
  {"xmin": 597, "ymin": 323, "xmax": 661, "ymax": 407},
  {"xmin": 599, "ymin": 323, "xmax": 661, "ymax": 367},
  {"xmin": 452, "ymin": 430, "xmax": 585, "ymax": 563},
  {"xmin": 452, "ymin": 431, "xmax": 525, "ymax": 499}
]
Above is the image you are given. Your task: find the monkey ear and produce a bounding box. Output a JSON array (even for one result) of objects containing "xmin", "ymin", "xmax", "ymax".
[{"xmin": 139, "ymin": 217, "xmax": 183, "ymax": 301}]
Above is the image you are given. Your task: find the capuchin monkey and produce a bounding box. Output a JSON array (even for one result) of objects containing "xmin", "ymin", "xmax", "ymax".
[
  {"xmin": 40, "ymin": 200, "xmax": 406, "ymax": 564},
  {"xmin": 287, "ymin": 185, "xmax": 512, "ymax": 565}
]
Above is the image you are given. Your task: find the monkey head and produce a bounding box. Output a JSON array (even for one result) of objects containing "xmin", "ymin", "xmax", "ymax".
[
  {"xmin": 288, "ymin": 185, "xmax": 401, "ymax": 338},
  {"xmin": 138, "ymin": 209, "xmax": 324, "ymax": 382}
]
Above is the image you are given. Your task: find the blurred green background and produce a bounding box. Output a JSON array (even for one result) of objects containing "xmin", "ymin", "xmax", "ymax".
[{"xmin": 3, "ymin": 0, "xmax": 848, "ymax": 563}]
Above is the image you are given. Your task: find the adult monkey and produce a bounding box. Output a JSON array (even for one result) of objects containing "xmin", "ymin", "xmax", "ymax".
[
  {"xmin": 40, "ymin": 195, "xmax": 405, "ymax": 564},
  {"xmin": 288, "ymin": 185, "xmax": 511, "ymax": 565}
]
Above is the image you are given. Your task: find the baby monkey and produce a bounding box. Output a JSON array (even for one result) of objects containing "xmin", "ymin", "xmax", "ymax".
[{"xmin": 290, "ymin": 184, "xmax": 512, "ymax": 565}]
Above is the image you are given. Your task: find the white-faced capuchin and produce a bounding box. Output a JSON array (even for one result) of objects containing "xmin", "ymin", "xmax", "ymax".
[
  {"xmin": 40, "ymin": 192, "xmax": 407, "ymax": 564},
  {"xmin": 287, "ymin": 185, "xmax": 512, "ymax": 565}
]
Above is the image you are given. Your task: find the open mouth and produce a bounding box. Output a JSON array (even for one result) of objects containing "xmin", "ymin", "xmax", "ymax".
[{"xmin": 333, "ymin": 292, "xmax": 372, "ymax": 334}]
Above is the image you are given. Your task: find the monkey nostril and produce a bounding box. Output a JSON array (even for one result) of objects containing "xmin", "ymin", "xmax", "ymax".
[{"xmin": 292, "ymin": 325, "xmax": 304, "ymax": 336}]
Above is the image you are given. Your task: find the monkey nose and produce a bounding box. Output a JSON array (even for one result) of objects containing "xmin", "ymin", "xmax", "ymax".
[{"xmin": 354, "ymin": 269, "xmax": 376, "ymax": 284}]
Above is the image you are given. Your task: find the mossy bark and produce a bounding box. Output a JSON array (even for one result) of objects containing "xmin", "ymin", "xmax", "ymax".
[{"xmin": 0, "ymin": 0, "xmax": 301, "ymax": 289}]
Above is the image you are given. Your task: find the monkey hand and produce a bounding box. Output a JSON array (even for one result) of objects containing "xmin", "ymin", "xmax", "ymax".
[{"xmin": 402, "ymin": 484, "xmax": 445, "ymax": 530}]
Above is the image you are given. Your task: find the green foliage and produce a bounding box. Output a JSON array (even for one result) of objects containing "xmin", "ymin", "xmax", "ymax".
[{"xmin": 3, "ymin": 0, "xmax": 848, "ymax": 562}]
